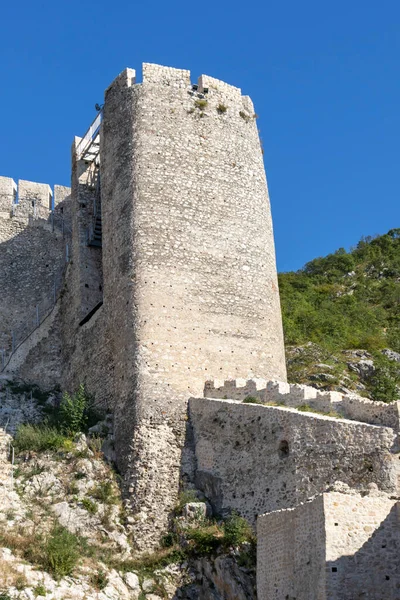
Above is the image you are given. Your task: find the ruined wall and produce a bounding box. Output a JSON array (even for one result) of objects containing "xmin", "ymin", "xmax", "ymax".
[
  {"xmin": 98, "ymin": 63, "xmax": 287, "ymax": 548},
  {"xmin": 257, "ymin": 497, "xmax": 326, "ymax": 600},
  {"xmin": 189, "ymin": 397, "xmax": 397, "ymax": 524},
  {"xmin": 257, "ymin": 491, "xmax": 400, "ymax": 600}
]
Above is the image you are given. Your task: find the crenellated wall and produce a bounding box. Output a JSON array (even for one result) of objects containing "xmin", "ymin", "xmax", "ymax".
[
  {"xmin": 189, "ymin": 396, "xmax": 397, "ymax": 524},
  {"xmin": 204, "ymin": 378, "xmax": 400, "ymax": 430},
  {"xmin": 93, "ymin": 62, "xmax": 287, "ymax": 549},
  {"xmin": 0, "ymin": 176, "xmax": 70, "ymax": 365}
]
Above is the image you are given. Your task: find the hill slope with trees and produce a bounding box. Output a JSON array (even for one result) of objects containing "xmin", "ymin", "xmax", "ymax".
[{"xmin": 279, "ymin": 229, "xmax": 400, "ymax": 402}]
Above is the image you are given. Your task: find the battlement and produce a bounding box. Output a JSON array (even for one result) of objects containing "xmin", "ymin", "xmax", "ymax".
[
  {"xmin": 0, "ymin": 176, "xmax": 71, "ymax": 225},
  {"xmin": 189, "ymin": 395, "xmax": 397, "ymax": 526},
  {"xmin": 107, "ymin": 63, "xmax": 254, "ymax": 111},
  {"xmin": 204, "ymin": 378, "xmax": 400, "ymax": 430}
]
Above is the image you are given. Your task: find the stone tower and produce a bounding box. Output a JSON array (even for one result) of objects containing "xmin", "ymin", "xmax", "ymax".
[{"xmin": 63, "ymin": 63, "xmax": 287, "ymax": 548}]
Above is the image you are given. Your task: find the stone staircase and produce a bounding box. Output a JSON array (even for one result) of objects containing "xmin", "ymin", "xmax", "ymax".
[{"xmin": 88, "ymin": 209, "xmax": 102, "ymax": 247}]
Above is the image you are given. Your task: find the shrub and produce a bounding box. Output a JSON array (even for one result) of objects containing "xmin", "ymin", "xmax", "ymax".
[
  {"xmin": 44, "ymin": 526, "xmax": 80, "ymax": 579},
  {"xmin": 160, "ymin": 532, "xmax": 176, "ymax": 548},
  {"xmin": 90, "ymin": 481, "xmax": 116, "ymax": 504},
  {"xmin": 81, "ymin": 498, "xmax": 97, "ymax": 514},
  {"xmin": 14, "ymin": 425, "xmax": 67, "ymax": 453},
  {"xmin": 186, "ymin": 524, "xmax": 222, "ymax": 554},
  {"xmin": 217, "ymin": 103, "xmax": 227, "ymax": 114},
  {"xmin": 239, "ymin": 110, "xmax": 250, "ymax": 122},
  {"xmin": 33, "ymin": 584, "xmax": 47, "ymax": 597},
  {"xmin": 194, "ymin": 99, "xmax": 208, "ymax": 110},
  {"xmin": 223, "ymin": 512, "xmax": 254, "ymax": 547},
  {"xmin": 59, "ymin": 385, "xmax": 89, "ymax": 434},
  {"xmin": 242, "ymin": 396, "xmax": 262, "ymax": 404},
  {"xmin": 90, "ymin": 569, "xmax": 108, "ymax": 590}
]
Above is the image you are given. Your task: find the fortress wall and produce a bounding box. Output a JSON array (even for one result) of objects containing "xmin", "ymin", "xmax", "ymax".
[
  {"xmin": 15, "ymin": 179, "xmax": 52, "ymax": 221},
  {"xmin": 0, "ymin": 176, "xmax": 16, "ymax": 216},
  {"xmin": 257, "ymin": 496, "xmax": 326, "ymax": 600},
  {"xmin": 0, "ymin": 215, "xmax": 66, "ymax": 355},
  {"xmin": 189, "ymin": 397, "xmax": 396, "ymax": 525},
  {"xmin": 257, "ymin": 492, "xmax": 400, "ymax": 600},
  {"xmin": 324, "ymin": 493, "xmax": 400, "ymax": 600},
  {"xmin": 3, "ymin": 300, "xmax": 62, "ymax": 390},
  {"xmin": 69, "ymin": 154, "xmax": 103, "ymax": 322},
  {"xmin": 205, "ymin": 378, "xmax": 400, "ymax": 429},
  {"xmin": 340, "ymin": 395, "xmax": 400, "ymax": 430},
  {"xmin": 99, "ymin": 63, "xmax": 287, "ymax": 548},
  {"xmin": 54, "ymin": 185, "xmax": 72, "ymax": 233}
]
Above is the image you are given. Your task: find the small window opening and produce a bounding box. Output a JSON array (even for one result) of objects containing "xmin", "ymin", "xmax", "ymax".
[
  {"xmin": 278, "ymin": 440, "xmax": 289, "ymax": 458},
  {"xmin": 332, "ymin": 567, "xmax": 337, "ymax": 573}
]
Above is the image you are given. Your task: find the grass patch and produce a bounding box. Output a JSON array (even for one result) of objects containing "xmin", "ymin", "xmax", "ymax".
[
  {"xmin": 33, "ymin": 584, "xmax": 47, "ymax": 597},
  {"xmin": 89, "ymin": 481, "xmax": 117, "ymax": 505},
  {"xmin": 89, "ymin": 569, "xmax": 108, "ymax": 591},
  {"xmin": 297, "ymin": 404, "xmax": 341, "ymax": 418},
  {"xmin": 44, "ymin": 525, "xmax": 80, "ymax": 579},
  {"xmin": 81, "ymin": 498, "xmax": 97, "ymax": 514},
  {"xmin": 242, "ymin": 396, "xmax": 262, "ymax": 404},
  {"xmin": 217, "ymin": 103, "xmax": 227, "ymax": 114},
  {"xmin": 14, "ymin": 425, "xmax": 68, "ymax": 453},
  {"xmin": 194, "ymin": 98, "xmax": 208, "ymax": 110}
]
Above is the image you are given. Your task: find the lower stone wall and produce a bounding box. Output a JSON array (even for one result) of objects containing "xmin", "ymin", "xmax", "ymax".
[
  {"xmin": 324, "ymin": 492, "xmax": 400, "ymax": 600},
  {"xmin": 257, "ymin": 491, "xmax": 400, "ymax": 600},
  {"xmin": 189, "ymin": 398, "xmax": 397, "ymax": 524},
  {"xmin": 257, "ymin": 497, "xmax": 326, "ymax": 600}
]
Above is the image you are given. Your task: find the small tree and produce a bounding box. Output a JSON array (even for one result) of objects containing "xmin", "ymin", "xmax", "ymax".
[{"xmin": 59, "ymin": 384, "xmax": 89, "ymax": 434}]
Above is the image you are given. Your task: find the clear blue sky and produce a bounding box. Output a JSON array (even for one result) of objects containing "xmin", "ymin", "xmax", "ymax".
[{"xmin": 0, "ymin": 0, "xmax": 398, "ymax": 271}]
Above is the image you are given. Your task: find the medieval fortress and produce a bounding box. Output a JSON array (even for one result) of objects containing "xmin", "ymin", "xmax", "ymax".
[{"xmin": 0, "ymin": 63, "xmax": 399, "ymax": 599}]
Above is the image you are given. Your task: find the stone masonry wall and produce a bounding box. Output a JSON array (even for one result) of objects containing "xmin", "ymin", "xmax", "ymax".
[
  {"xmin": 189, "ymin": 397, "xmax": 397, "ymax": 524},
  {"xmin": 0, "ymin": 177, "xmax": 68, "ymax": 357},
  {"xmin": 205, "ymin": 378, "xmax": 400, "ymax": 431},
  {"xmin": 257, "ymin": 496, "xmax": 327, "ymax": 600},
  {"xmin": 324, "ymin": 492, "xmax": 400, "ymax": 600},
  {"xmin": 257, "ymin": 491, "xmax": 400, "ymax": 600},
  {"xmin": 3, "ymin": 301, "xmax": 62, "ymax": 390},
  {"xmin": 97, "ymin": 63, "xmax": 287, "ymax": 549}
]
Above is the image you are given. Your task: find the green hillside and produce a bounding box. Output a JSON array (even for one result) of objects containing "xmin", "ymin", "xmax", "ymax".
[{"xmin": 279, "ymin": 229, "xmax": 400, "ymax": 402}]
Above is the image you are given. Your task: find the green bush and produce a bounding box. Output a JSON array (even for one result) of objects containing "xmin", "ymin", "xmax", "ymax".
[
  {"xmin": 33, "ymin": 584, "xmax": 47, "ymax": 597},
  {"xmin": 90, "ymin": 569, "xmax": 108, "ymax": 590},
  {"xmin": 44, "ymin": 526, "xmax": 80, "ymax": 579},
  {"xmin": 90, "ymin": 481, "xmax": 116, "ymax": 504},
  {"xmin": 81, "ymin": 498, "xmax": 98, "ymax": 514},
  {"xmin": 14, "ymin": 424, "xmax": 67, "ymax": 453},
  {"xmin": 194, "ymin": 98, "xmax": 208, "ymax": 109},
  {"xmin": 242, "ymin": 396, "xmax": 262, "ymax": 404},
  {"xmin": 59, "ymin": 384, "xmax": 90, "ymax": 434},
  {"xmin": 223, "ymin": 512, "xmax": 254, "ymax": 547},
  {"xmin": 186, "ymin": 524, "xmax": 222, "ymax": 554},
  {"xmin": 369, "ymin": 354, "xmax": 400, "ymax": 403}
]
